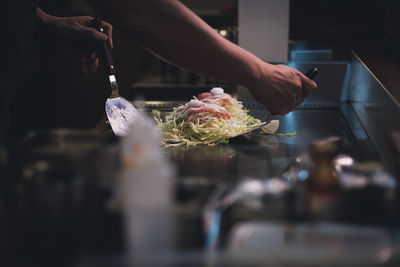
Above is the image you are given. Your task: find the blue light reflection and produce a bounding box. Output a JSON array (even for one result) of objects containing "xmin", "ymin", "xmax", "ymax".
[{"xmin": 298, "ymin": 170, "xmax": 309, "ymax": 181}]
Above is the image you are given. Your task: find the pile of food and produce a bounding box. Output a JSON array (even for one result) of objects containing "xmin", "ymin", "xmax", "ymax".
[{"xmin": 153, "ymin": 87, "xmax": 264, "ymax": 146}]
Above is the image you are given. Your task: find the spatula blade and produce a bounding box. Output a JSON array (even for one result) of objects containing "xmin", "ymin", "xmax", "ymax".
[{"xmin": 106, "ymin": 97, "xmax": 141, "ymax": 136}]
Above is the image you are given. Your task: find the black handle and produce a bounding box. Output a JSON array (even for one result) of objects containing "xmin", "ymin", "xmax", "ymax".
[
  {"xmin": 305, "ymin": 67, "xmax": 319, "ymax": 80},
  {"xmin": 93, "ymin": 17, "xmax": 116, "ymax": 75}
]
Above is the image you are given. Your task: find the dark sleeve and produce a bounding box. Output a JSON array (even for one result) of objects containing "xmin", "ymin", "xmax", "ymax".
[
  {"xmin": 0, "ymin": 0, "xmax": 37, "ymax": 90},
  {"xmin": 0, "ymin": 0, "xmax": 37, "ymax": 142}
]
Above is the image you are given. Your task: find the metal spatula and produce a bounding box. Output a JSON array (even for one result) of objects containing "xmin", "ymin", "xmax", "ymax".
[{"xmin": 94, "ymin": 18, "xmax": 141, "ymax": 136}]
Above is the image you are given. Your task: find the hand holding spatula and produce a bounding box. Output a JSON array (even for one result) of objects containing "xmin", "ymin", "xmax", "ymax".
[{"xmin": 93, "ymin": 18, "xmax": 141, "ymax": 136}]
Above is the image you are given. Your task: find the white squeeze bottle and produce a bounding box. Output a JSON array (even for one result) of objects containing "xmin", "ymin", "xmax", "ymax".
[{"xmin": 119, "ymin": 114, "xmax": 175, "ymax": 266}]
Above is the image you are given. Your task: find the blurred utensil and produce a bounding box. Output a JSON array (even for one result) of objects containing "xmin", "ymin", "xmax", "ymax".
[
  {"xmin": 211, "ymin": 122, "xmax": 266, "ymax": 144},
  {"xmin": 94, "ymin": 18, "xmax": 141, "ymax": 136}
]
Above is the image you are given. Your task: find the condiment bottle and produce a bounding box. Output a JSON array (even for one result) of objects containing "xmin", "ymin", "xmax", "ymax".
[
  {"xmin": 306, "ymin": 137, "xmax": 341, "ymax": 220},
  {"xmin": 120, "ymin": 115, "xmax": 175, "ymax": 266}
]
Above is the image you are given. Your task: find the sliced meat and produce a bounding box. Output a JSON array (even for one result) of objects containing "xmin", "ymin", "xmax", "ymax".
[
  {"xmin": 178, "ymin": 101, "xmax": 230, "ymax": 121},
  {"xmin": 197, "ymin": 93, "xmax": 237, "ymax": 108}
]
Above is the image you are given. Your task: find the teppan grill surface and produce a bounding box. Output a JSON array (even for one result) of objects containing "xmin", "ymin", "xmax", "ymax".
[{"xmin": 137, "ymin": 51, "xmax": 399, "ymax": 181}]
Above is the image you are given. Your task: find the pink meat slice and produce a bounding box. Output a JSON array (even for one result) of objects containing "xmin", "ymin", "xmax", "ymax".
[
  {"xmin": 178, "ymin": 101, "xmax": 230, "ymax": 121},
  {"xmin": 197, "ymin": 93, "xmax": 237, "ymax": 108}
]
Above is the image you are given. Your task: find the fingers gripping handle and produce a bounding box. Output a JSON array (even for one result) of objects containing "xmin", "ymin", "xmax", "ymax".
[
  {"xmin": 267, "ymin": 67, "xmax": 319, "ymax": 119},
  {"xmin": 93, "ymin": 17, "xmax": 116, "ymax": 76}
]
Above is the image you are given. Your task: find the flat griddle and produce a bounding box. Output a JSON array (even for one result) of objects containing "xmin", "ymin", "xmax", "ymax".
[{"xmin": 147, "ymin": 103, "xmax": 376, "ymax": 182}]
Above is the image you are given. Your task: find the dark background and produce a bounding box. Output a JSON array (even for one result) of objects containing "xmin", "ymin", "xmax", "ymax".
[
  {"xmin": 290, "ymin": 0, "xmax": 390, "ymax": 42},
  {"xmin": 8, "ymin": 0, "xmax": 400, "ymax": 143}
]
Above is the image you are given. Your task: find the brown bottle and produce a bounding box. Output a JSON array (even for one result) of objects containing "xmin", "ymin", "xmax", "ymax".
[
  {"xmin": 306, "ymin": 138, "xmax": 341, "ymax": 193},
  {"xmin": 306, "ymin": 137, "xmax": 341, "ymax": 220}
]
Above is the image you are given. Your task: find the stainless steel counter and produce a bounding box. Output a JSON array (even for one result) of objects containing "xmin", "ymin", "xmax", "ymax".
[
  {"xmin": 137, "ymin": 51, "xmax": 399, "ymax": 172},
  {"xmin": 165, "ymin": 107, "xmax": 370, "ymax": 181}
]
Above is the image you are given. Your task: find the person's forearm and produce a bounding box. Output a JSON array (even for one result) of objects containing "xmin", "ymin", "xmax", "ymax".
[
  {"xmin": 35, "ymin": 7, "xmax": 58, "ymax": 28},
  {"xmin": 36, "ymin": 7, "xmax": 50, "ymax": 23},
  {"xmin": 88, "ymin": 0, "xmax": 317, "ymax": 114},
  {"xmin": 35, "ymin": 7, "xmax": 68, "ymax": 34},
  {"xmin": 87, "ymin": 0, "xmax": 266, "ymax": 88}
]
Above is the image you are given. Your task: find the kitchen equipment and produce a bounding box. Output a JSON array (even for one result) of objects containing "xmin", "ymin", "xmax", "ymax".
[
  {"xmin": 211, "ymin": 122, "xmax": 266, "ymax": 144},
  {"xmin": 141, "ymin": 50, "xmax": 400, "ymax": 180},
  {"xmin": 94, "ymin": 18, "xmax": 141, "ymax": 136}
]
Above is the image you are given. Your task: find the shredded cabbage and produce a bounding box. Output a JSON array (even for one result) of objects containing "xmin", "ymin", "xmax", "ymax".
[{"xmin": 153, "ymin": 96, "xmax": 262, "ymax": 147}]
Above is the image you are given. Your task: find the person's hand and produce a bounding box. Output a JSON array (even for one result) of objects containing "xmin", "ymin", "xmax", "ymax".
[
  {"xmin": 37, "ymin": 9, "xmax": 113, "ymax": 75},
  {"xmin": 51, "ymin": 16, "xmax": 113, "ymax": 75},
  {"xmin": 248, "ymin": 63, "xmax": 317, "ymax": 114}
]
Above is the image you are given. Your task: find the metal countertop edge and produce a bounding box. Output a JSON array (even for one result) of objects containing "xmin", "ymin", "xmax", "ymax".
[{"xmin": 351, "ymin": 50, "xmax": 400, "ymax": 109}]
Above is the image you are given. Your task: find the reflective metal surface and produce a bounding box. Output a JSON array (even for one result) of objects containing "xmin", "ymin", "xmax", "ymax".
[
  {"xmin": 156, "ymin": 107, "xmax": 368, "ymax": 183},
  {"xmin": 349, "ymin": 52, "xmax": 400, "ymax": 107},
  {"xmin": 143, "ymin": 51, "xmax": 400, "ymax": 177},
  {"xmin": 347, "ymin": 52, "xmax": 400, "ymax": 165}
]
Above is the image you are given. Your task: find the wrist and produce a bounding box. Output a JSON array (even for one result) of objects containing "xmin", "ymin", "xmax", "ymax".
[{"xmin": 241, "ymin": 57, "xmax": 271, "ymax": 90}]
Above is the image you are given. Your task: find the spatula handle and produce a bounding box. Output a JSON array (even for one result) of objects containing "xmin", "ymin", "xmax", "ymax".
[
  {"xmin": 305, "ymin": 67, "xmax": 319, "ymax": 80},
  {"xmin": 93, "ymin": 18, "xmax": 116, "ymax": 76}
]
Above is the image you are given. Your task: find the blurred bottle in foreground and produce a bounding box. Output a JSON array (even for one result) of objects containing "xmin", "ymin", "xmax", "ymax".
[
  {"xmin": 306, "ymin": 137, "xmax": 341, "ymax": 221},
  {"xmin": 119, "ymin": 114, "xmax": 175, "ymax": 266}
]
